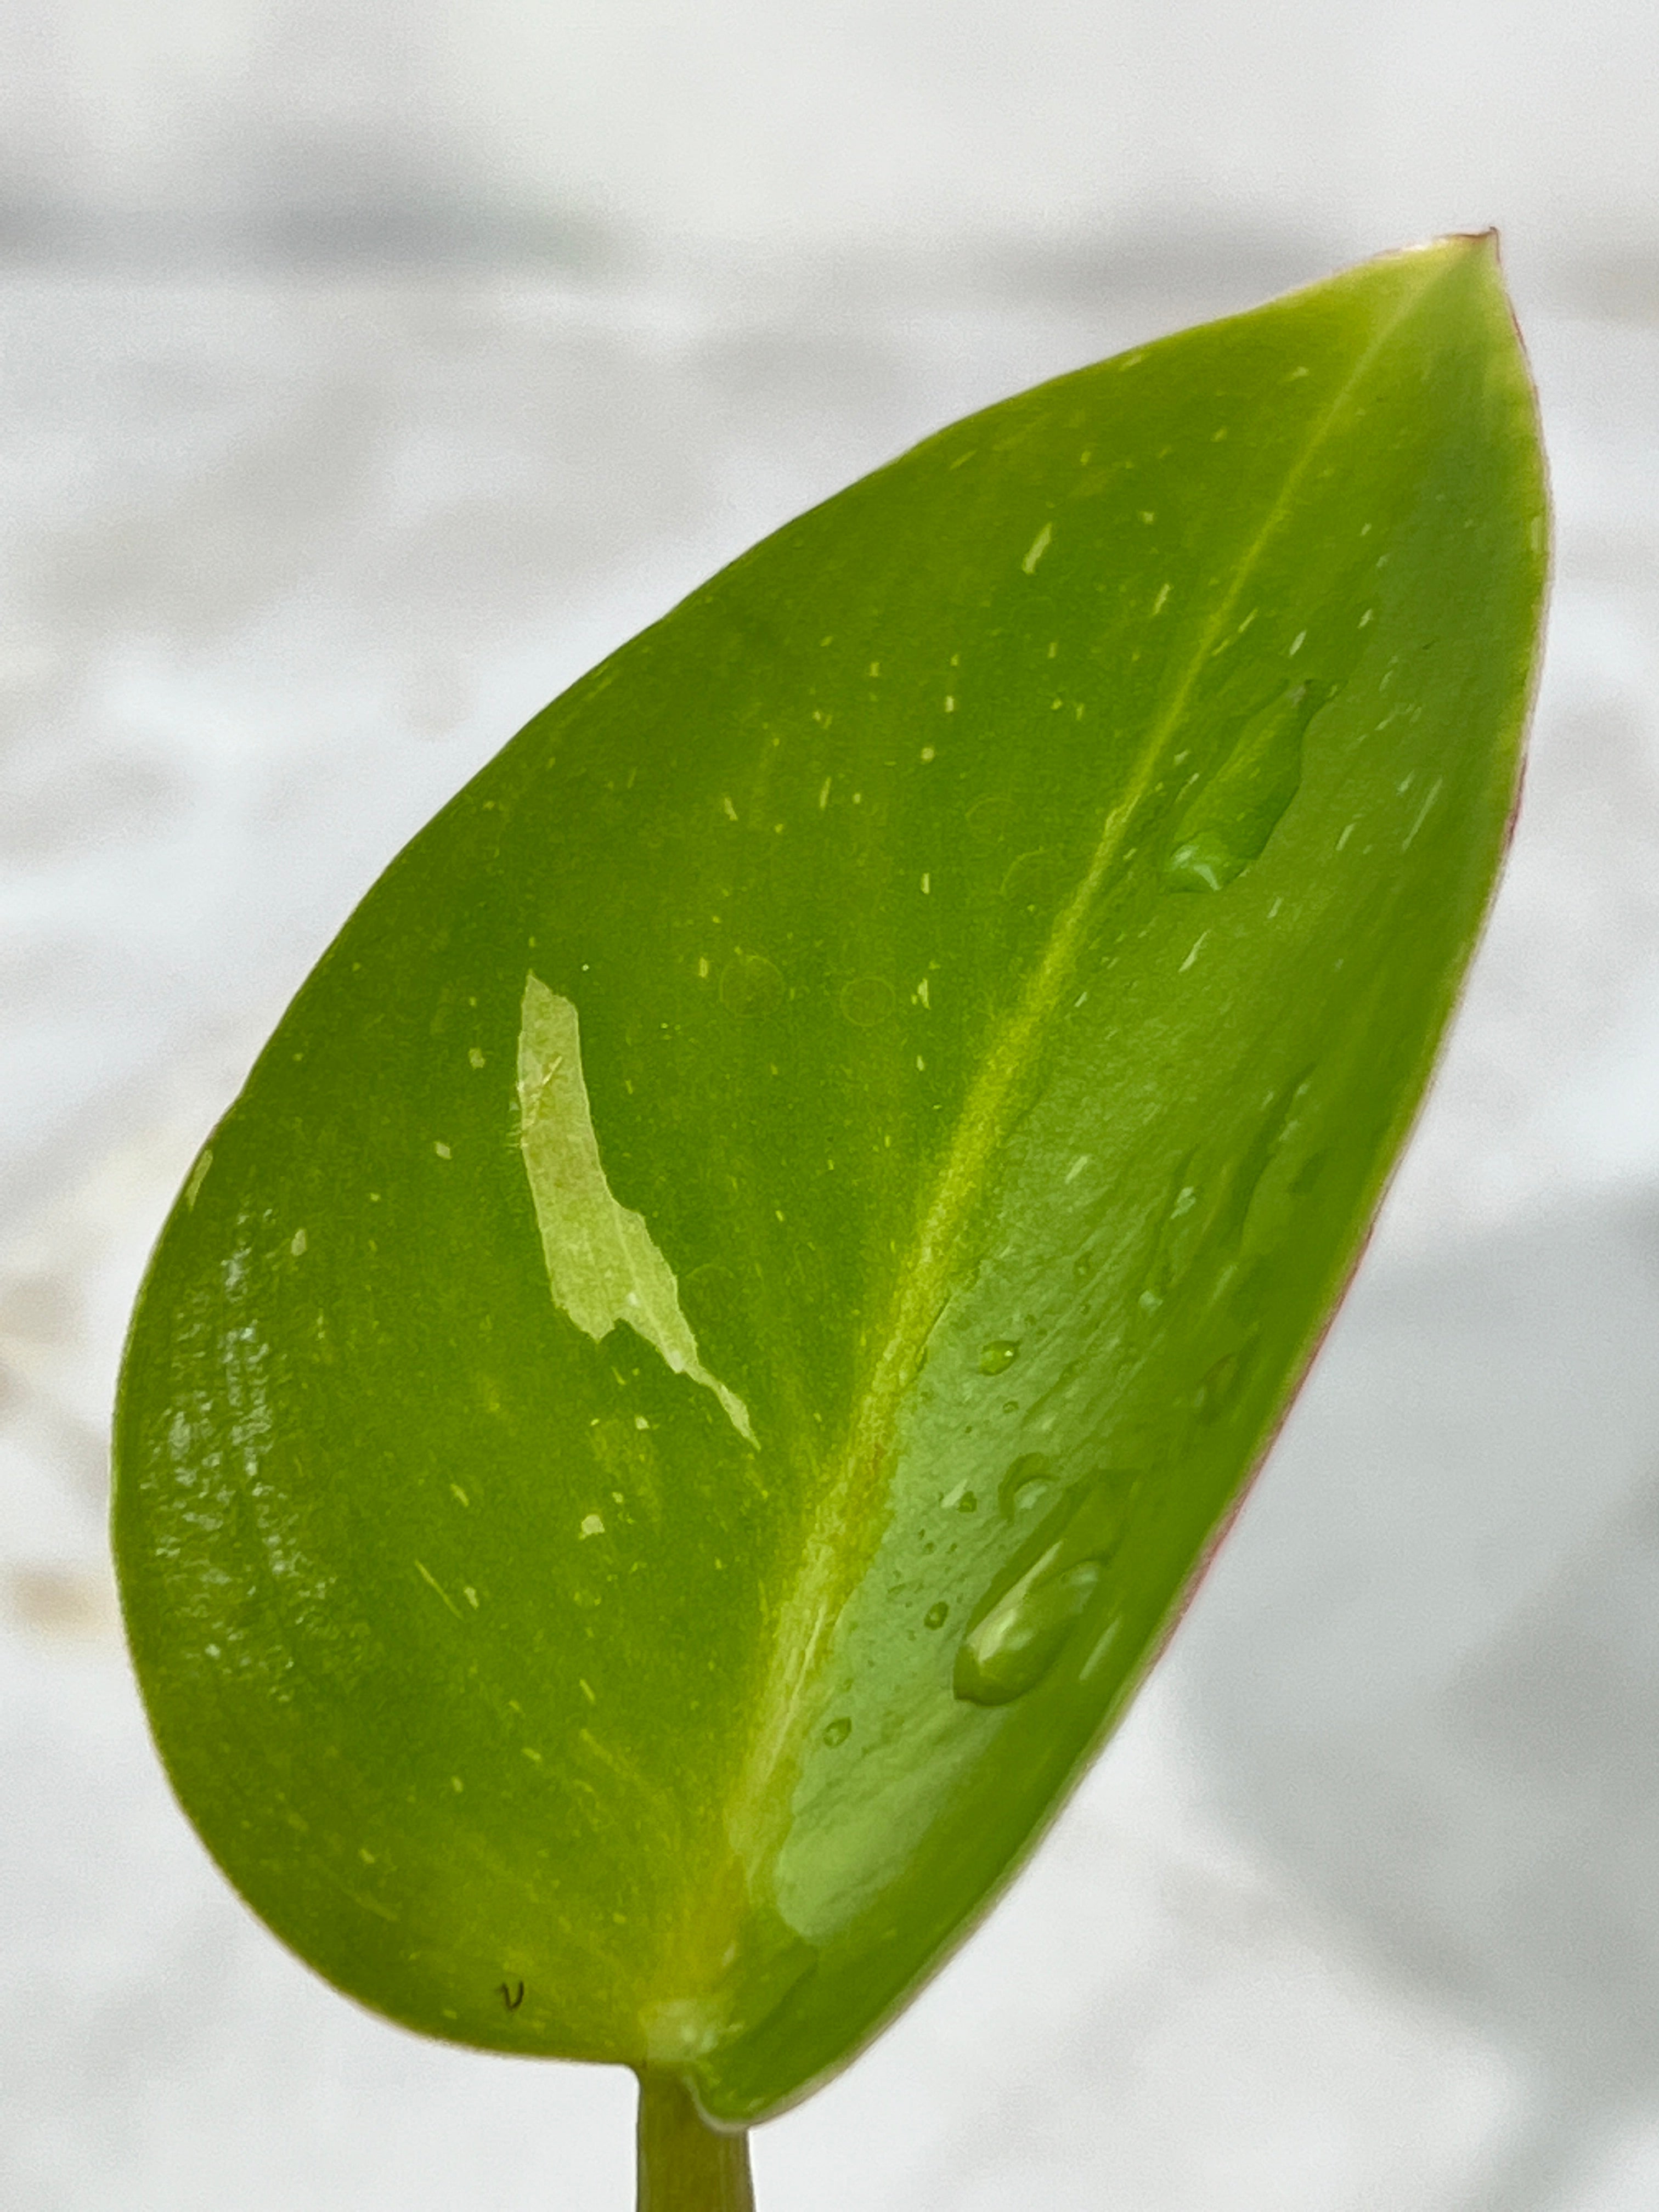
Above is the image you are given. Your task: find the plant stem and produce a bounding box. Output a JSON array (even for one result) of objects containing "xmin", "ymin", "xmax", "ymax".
[{"xmin": 635, "ymin": 2070, "xmax": 755, "ymax": 2212}]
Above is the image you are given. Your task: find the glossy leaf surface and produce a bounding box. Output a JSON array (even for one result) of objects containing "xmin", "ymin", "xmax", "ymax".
[{"xmin": 115, "ymin": 238, "xmax": 1547, "ymax": 2126}]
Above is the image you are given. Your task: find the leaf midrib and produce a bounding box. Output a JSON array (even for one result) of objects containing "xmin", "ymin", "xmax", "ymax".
[{"xmin": 723, "ymin": 243, "xmax": 1471, "ymax": 1886}]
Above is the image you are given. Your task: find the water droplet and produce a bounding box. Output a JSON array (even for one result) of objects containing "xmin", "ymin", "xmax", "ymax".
[
  {"xmin": 955, "ymin": 1490, "xmax": 979, "ymax": 1515},
  {"xmin": 953, "ymin": 1558, "xmax": 1103, "ymax": 1706},
  {"xmin": 1206, "ymin": 1066, "xmax": 1318, "ymax": 1260},
  {"xmin": 924, "ymin": 1601, "xmax": 950, "ymax": 1630},
  {"xmin": 964, "ymin": 793, "xmax": 1014, "ymax": 849},
  {"xmin": 1136, "ymin": 1071, "xmax": 1321, "ymax": 1330},
  {"xmin": 1290, "ymin": 1148, "xmax": 1329, "ymax": 1196},
  {"xmin": 1000, "ymin": 848, "xmax": 1061, "ymax": 902},
  {"xmin": 838, "ymin": 975, "xmax": 894, "ymax": 1028},
  {"xmin": 1162, "ymin": 680, "xmax": 1334, "ymax": 892},
  {"xmin": 998, "ymin": 1453, "xmax": 1056, "ymax": 1517},
  {"xmin": 720, "ymin": 952, "xmax": 786, "ymax": 1017},
  {"xmin": 1136, "ymin": 1156, "xmax": 1207, "ymax": 1319},
  {"xmin": 953, "ymin": 1468, "xmax": 1141, "ymax": 1706},
  {"xmin": 822, "ymin": 1716, "xmax": 851, "ymax": 1747},
  {"xmin": 1194, "ymin": 1342, "xmax": 1252, "ymax": 1423},
  {"xmin": 979, "ymin": 1339, "xmax": 1019, "ymax": 1375}
]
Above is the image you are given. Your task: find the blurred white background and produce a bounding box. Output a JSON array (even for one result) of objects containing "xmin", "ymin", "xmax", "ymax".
[{"xmin": 4, "ymin": 4, "xmax": 1659, "ymax": 2208}]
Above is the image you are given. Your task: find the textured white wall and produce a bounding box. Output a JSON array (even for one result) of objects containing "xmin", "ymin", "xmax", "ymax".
[{"xmin": 1, "ymin": 0, "xmax": 1656, "ymax": 279}]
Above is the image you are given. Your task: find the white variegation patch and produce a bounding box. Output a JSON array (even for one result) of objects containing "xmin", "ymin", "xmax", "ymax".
[{"xmin": 516, "ymin": 974, "xmax": 754, "ymax": 1444}]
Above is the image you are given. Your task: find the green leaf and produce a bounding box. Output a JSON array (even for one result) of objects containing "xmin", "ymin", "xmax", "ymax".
[{"xmin": 114, "ymin": 236, "xmax": 1546, "ymax": 2133}]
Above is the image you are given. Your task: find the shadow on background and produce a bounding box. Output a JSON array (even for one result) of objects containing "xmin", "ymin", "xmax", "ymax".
[{"xmin": 1176, "ymin": 1204, "xmax": 1659, "ymax": 2209}]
